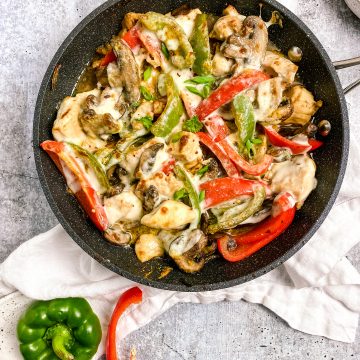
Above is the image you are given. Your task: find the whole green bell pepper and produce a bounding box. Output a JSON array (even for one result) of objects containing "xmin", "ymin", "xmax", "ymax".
[
  {"xmin": 17, "ymin": 298, "xmax": 102, "ymax": 360},
  {"xmin": 151, "ymin": 74, "xmax": 184, "ymax": 137},
  {"xmin": 140, "ymin": 12, "xmax": 194, "ymax": 69},
  {"xmin": 190, "ymin": 14, "xmax": 212, "ymax": 76}
]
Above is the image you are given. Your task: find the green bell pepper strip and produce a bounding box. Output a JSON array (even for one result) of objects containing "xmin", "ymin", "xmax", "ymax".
[
  {"xmin": 151, "ymin": 74, "xmax": 184, "ymax": 137},
  {"xmin": 17, "ymin": 297, "xmax": 102, "ymax": 360},
  {"xmin": 67, "ymin": 142, "xmax": 110, "ymax": 192},
  {"xmin": 190, "ymin": 14, "xmax": 211, "ymax": 76},
  {"xmin": 140, "ymin": 12, "xmax": 195, "ymax": 69},
  {"xmin": 232, "ymin": 94, "xmax": 255, "ymax": 153},
  {"xmin": 207, "ymin": 186, "xmax": 266, "ymax": 234},
  {"xmin": 174, "ymin": 165, "xmax": 201, "ymax": 227}
]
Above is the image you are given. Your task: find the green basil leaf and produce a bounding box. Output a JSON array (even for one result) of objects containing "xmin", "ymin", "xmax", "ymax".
[
  {"xmin": 136, "ymin": 115, "xmax": 153, "ymax": 130},
  {"xmin": 185, "ymin": 75, "xmax": 215, "ymax": 85},
  {"xmin": 140, "ymin": 86, "xmax": 153, "ymax": 101},
  {"xmin": 174, "ymin": 188, "xmax": 188, "ymax": 201},
  {"xmin": 185, "ymin": 86, "xmax": 205, "ymax": 98},
  {"xmin": 183, "ymin": 115, "xmax": 203, "ymax": 133}
]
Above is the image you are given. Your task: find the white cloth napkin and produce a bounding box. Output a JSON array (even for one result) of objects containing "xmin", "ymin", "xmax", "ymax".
[
  {"xmin": 1, "ymin": 0, "xmax": 360, "ymax": 358},
  {"xmin": 1, "ymin": 139, "xmax": 360, "ymax": 360}
]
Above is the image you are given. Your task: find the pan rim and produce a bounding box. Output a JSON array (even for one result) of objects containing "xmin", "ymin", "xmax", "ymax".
[{"xmin": 33, "ymin": 0, "xmax": 349, "ymax": 292}]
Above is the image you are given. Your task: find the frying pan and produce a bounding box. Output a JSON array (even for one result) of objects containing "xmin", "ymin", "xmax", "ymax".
[{"xmin": 33, "ymin": 0, "xmax": 355, "ymax": 292}]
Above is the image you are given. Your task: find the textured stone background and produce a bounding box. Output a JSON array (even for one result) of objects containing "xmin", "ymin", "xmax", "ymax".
[{"xmin": 0, "ymin": 0, "xmax": 360, "ymax": 359}]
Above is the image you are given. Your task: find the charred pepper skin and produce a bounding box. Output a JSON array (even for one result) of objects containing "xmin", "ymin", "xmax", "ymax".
[{"xmin": 17, "ymin": 298, "xmax": 102, "ymax": 360}]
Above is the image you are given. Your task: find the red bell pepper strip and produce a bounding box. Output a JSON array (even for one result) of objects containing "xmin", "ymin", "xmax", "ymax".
[
  {"xmin": 40, "ymin": 140, "xmax": 109, "ymax": 231},
  {"xmin": 161, "ymin": 158, "xmax": 176, "ymax": 175},
  {"xmin": 308, "ymin": 139, "xmax": 324, "ymax": 151},
  {"xmin": 106, "ymin": 287, "xmax": 143, "ymax": 360},
  {"xmin": 122, "ymin": 25, "xmax": 142, "ymax": 49},
  {"xmin": 195, "ymin": 70, "xmax": 270, "ymax": 120},
  {"xmin": 100, "ymin": 50, "xmax": 117, "ymax": 67},
  {"xmin": 264, "ymin": 126, "xmax": 311, "ymax": 154},
  {"xmin": 219, "ymin": 139, "xmax": 273, "ymax": 176},
  {"xmin": 200, "ymin": 177, "xmax": 271, "ymax": 208},
  {"xmin": 197, "ymin": 132, "xmax": 240, "ymax": 178},
  {"xmin": 203, "ymin": 115, "xmax": 230, "ymax": 143},
  {"xmin": 217, "ymin": 193, "xmax": 296, "ymax": 262}
]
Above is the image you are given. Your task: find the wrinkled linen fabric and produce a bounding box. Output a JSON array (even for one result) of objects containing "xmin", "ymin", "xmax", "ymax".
[{"xmin": 1, "ymin": 0, "xmax": 360, "ymax": 358}]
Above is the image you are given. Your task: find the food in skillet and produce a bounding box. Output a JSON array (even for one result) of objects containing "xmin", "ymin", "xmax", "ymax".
[{"xmin": 41, "ymin": 5, "xmax": 329, "ymax": 273}]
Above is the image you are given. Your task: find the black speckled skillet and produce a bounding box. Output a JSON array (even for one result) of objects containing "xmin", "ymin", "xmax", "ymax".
[{"xmin": 33, "ymin": 0, "xmax": 351, "ymax": 291}]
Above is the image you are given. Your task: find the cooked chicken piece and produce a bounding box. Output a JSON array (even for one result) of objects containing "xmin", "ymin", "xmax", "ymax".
[
  {"xmin": 263, "ymin": 51, "xmax": 298, "ymax": 84},
  {"xmin": 283, "ymin": 85, "xmax": 322, "ymax": 125},
  {"xmin": 168, "ymin": 132, "xmax": 203, "ymax": 169},
  {"xmin": 111, "ymin": 37, "xmax": 141, "ymax": 103},
  {"xmin": 211, "ymin": 47, "xmax": 234, "ymax": 77},
  {"xmin": 221, "ymin": 16, "xmax": 268, "ymax": 68},
  {"xmin": 254, "ymin": 77, "xmax": 283, "ymax": 121},
  {"xmin": 131, "ymin": 101, "xmax": 154, "ymax": 131},
  {"xmin": 174, "ymin": 8, "xmax": 202, "ymax": 39},
  {"xmin": 141, "ymin": 200, "xmax": 197, "ymax": 230},
  {"xmin": 52, "ymin": 89, "xmax": 108, "ymax": 152},
  {"xmin": 267, "ymin": 155, "xmax": 317, "ymax": 208},
  {"xmin": 136, "ymin": 171, "xmax": 183, "ymax": 202},
  {"xmin": 104, "ymin": 191, "xmax": 143, "ymax": 225},
  {"xmin": 135, "ymin": 234, "xmax": 164, "ymax": 262},
  {"xmin": 210, "ymin": 6, "xmax": 245, "ymax": 40}
]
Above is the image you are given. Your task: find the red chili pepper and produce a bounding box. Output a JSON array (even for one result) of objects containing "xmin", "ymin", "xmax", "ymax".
[
  {"xmin": 219, "ymin": 139, "xmax": 273, "ymax": 176},
  {"xmin": 100, "ymin": 50, "xmax": 117, "ymax": 67},
  {"xmin": 308, "ymin": 138, "xmax": 324, "ymax": 151},
  {"xmin": 162, "ymin": 159, "xmax": 176, "ymax": 175},
  {"xmin": 197, "ymin": 132, "xmax": 240, "ymax": 178},
  {"xmin": 122, "ymin": 25, "xmax": 142, "ymax": 49},
  {"xmin": 217, "ymin": 193, "xmax": 296, "ymax": 262},
  {"xmin": 40, "ymin": 140, "xmax": 109, "ymax": 231},
  {"xmin": 106, "ymin": 287, "xmax": 143, "ymax": 360},
  {"xmin": 264, "ymin": 126, "xmax": 311, "ymax": 154},
  {"xmin": 203, "ymin": 115, "xmax": 230, "ymax": 142},
  {"xmin": 200, "ymin": 177, "xmax": 271, "ymax": 208},
  {"xmin": 195, "ymin": 70, "xmax": 270, "ymax": 120}
]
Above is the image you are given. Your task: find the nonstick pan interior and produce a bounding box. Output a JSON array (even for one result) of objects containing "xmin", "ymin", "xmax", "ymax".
[{"xmin": 33, "ymin": 0, "xmax": 349, "ymax": 291}]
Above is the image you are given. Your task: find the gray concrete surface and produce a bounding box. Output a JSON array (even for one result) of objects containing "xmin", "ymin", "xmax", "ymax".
[{"xmin": 0, "ymin": 0, "xmax": 359, "ymax": 359}]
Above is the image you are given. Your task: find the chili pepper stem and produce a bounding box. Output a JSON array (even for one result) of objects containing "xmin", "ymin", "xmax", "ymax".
[{"xmin": 44, "ymin": 323, "xmax": 75, "ymax": 360}]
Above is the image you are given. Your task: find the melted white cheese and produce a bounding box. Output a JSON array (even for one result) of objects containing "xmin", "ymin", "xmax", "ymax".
[
  {"xmin": 104, "ymin": 191, "xmax": 143, "ymax": 225},
  {"xmin": 173, "ymin": 9, "xmax": 202, "ymax": 39},
  {"xmin": 268, "ymin": 155, "xmax": 317, "ymax": 207}
]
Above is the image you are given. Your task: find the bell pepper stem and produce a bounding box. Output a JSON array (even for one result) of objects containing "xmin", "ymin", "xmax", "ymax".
[{"xmin": 44, "ymin": 324, "xmax": 74, "ymax": 360}]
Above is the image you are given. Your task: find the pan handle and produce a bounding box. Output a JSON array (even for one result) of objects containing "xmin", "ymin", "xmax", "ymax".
[
  {"xmin": 333, "ymin": 56, "xmax": 360, "ymax": 94},
  {"xmin": 333, "ymin": 56, "xmax": 360, "ymax": 69}
]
